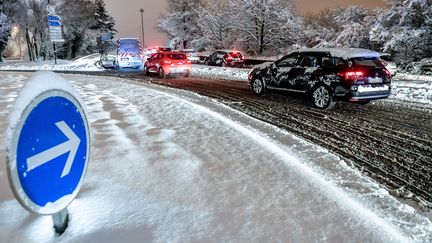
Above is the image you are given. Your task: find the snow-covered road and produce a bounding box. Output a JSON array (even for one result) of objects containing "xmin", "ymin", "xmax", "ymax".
[{"xmin": 0, "ymin": 72, "xmax": 431, "ymax": 242}]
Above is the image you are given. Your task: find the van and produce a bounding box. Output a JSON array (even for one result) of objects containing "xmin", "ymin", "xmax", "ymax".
[{"xmin": 116, "ymin": 38, "xmax": 143, "ymax": 69}]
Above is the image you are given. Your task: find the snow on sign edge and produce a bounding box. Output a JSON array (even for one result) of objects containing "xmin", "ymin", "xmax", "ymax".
[{"xmin": 5, "ymin": 71, "xmax": 90, "ymax": 215}]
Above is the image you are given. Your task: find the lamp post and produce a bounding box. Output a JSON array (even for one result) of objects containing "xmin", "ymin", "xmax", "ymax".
[{"xmin": 140, "ymin": 8, "xmax": 145, "ymax": 48}]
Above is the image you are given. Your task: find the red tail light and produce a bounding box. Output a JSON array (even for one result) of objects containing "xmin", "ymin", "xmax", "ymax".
[
  {"xmin": 384, "ymin": 69, "xmax": 392, "ymax": 77},
  {"xmin": 340, "ymin": 71, "xmax": 364, "ymax": 81},
  {"xmin": 226, "ymin": 56, "xmax": 233, "ymax": 61}
]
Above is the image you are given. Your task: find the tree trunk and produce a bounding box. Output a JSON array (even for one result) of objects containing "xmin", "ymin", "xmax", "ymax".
[{"xmin": 26, "ymin": 28, "xmax": 34, "ymax": 62}]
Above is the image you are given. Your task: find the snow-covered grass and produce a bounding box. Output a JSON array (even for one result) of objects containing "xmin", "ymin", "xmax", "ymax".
[
  {"xmin": 1, "ymin": 72, "xmax": 432, "ymax": 242},
  {"xmin": 0, "ymin": 54, "xmax": 104, "ymax": 72}
]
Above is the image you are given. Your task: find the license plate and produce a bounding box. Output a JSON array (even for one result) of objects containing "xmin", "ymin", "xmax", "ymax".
[
  {"xmin": 121, "ymin": 58, "xmax": 129, "ymax": 61},
  {"xmin": 368, "ymin": 77, "xmax": 382, "ymax": 83},
  {"xmin": 358, "ymin": 84, "xmax": 389, "ymax": 92},
  {"xmin": 234, "ymin": 58, "xmax": 240, "ymax": 61}
]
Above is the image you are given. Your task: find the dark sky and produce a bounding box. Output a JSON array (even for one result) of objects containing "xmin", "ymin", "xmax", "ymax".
[{"xmin": 104, "ymin": 0, "xmax": 385, "ymax": 47}]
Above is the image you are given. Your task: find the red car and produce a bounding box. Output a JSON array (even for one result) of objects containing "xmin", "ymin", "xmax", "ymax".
[{"xmin": 144, "ymin": 52, "xmax": 192, "ymax": 78}]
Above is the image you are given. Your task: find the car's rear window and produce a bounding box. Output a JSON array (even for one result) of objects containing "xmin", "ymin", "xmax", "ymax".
[
  {"xmin": 352, "ymin": 58, "xmax": 382, "ymax": 67},
  {"xmin": 168, "ymin": 53, "xmax": 187, "ymax": 60}
]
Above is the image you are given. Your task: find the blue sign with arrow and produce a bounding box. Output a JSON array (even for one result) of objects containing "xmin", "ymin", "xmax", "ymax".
[
  {"xmin": 17, "ymin": 96, "xmax": 87, "ymax": 207},
  {"xmin": 48, "ymin": 15, "xmax": 61, "ymax": 21},
  {"xmin": 48, "ymin": 20, "xmax": 61, "ymax": 27},
  {"xmin": 6, "ymin": 72, "xmax": 90, "ymax": 215}
]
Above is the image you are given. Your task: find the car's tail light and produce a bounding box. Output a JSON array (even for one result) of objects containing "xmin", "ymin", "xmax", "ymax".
[
  {"xmin": 384, "ymin": 69, "xmax": 392, "ymax": 78},
  {"xmin": 226, "ymin": 56, "xmax": 233, "ymax": 61},
  {"xmin": 340, "ymin": 71, "xmax": 364, "ymax": 81}
]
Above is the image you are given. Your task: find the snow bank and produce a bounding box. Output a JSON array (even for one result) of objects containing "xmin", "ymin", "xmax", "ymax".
[{"xmin": 191, "ymin": 64, "xmax": 249, "ymax": 81}]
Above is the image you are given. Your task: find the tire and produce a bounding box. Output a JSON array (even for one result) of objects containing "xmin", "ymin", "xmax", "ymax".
[
  {"xmin": 159, "ymin": 68, "xmax": 166, "ymax": 79},
  {"xmin": 204, "ymin": 59, "xmax": 209, "ymax": 65},
  {"xmin": 144, "ymin": 66, "xmax": 150, "ymax": 76},
  {"xmin": 311, "ymin": 84, "xmax": 336, "ymax": 109},
  {"xmin": 251, "ymin": 78, "xmax": 266, "ymax": 95}
]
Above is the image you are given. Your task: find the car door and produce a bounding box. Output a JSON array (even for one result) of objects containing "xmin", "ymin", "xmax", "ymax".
[
  {"xmin": 289, "ymin": 54, "xmax": 319, "ymax": 90},
  {"xmin": 270, "ymin": 53, "xmax": 300, "ymax": 88},
  {"xmin": 208, "ymin": 52, "xmax": 220, "ymax": 65}
]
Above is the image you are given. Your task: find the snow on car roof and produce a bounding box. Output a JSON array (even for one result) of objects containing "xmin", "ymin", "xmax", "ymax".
[{"xmin": 299, "ymin": 48, "xmax": 380, "ymax": 60}]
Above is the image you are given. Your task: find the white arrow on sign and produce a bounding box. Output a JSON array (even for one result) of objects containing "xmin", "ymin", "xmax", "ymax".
[{"xmin": 26, "ymin": 121, "xmax": 81, "ymax": 178}]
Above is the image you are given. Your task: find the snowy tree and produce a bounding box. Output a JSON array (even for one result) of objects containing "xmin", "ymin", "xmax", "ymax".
[
  {"xmin": 371, "ymin": 0, "xmax": 432, "ymax": 66},
  {"xmin": 196, "ymin": 1, "xmax": 236, "ymax": 49},
  {"xmin": 91, "ymin": 0, "xmax": 117, "ymax": 55},
  {"xmin": 301, "ymin": 9, "xmax": 340, "ymax": 48},
  {"xmin": 57, "ymin": 0, "xmax": 97, "ymax": 58},
  {"xmin": 228, "ymin": 0, "xmax": 302, "ymax": 55},
  {"xmin": 92, "ymin": 0, "xmax": 116, "ymax": 35},
  {"xmin": 0, "ymin": 13, "xmax": 10, "ymax": 62},
  {"xmin": 158, "ymin": 0, "xmax": 205, "ymax": 49},
  {"xmin": 333, "ymin": 6, "xmax": 376, "ymax": 49},
  {"xmin": 302, "ymin": 7, "xmax": 375, "ymax": 49}
]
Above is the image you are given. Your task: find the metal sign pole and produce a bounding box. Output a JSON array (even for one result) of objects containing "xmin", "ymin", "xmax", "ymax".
[
  {"xmin": 53, "ymin": 42, "xmax": 57, "ymax": 65},
  {"xmin": 52, "ymin": 207, "xmax": 69, "ymax": 234}
]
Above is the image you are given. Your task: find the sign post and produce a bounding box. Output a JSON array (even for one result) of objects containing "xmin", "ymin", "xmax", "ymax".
[
  {"xmin": 6, "ymin": 71, "xmax": 90, "ymax": 235},
  {"xmin": 48, "ymin": 15, "xmax": 64, "ymax": 64}
]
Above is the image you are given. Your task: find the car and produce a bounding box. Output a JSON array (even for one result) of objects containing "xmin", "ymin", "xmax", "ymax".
[
  {"xmin": 116, "ymin": 38, "xmax": 144, "ymax": 69},
  {"xmin": 380, "ymin": 53, "xmax": 398, "ymax": 75},
  {"xmin": 144, "ymin": 51, "xmax": 192, "ymax": 78},
  {"xmin": 205, "ymin": 50, "xmax": 245, "ymax": 68},
  {"xmin": 248, "ymin": 48, "xmax": 392, "ymax": 109},
  {"xmin": 100, "ymin": 54, "xmax": 116, "ymax": 69}
]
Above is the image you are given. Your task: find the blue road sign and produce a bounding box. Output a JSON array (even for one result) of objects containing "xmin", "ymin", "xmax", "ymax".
[
  {"xmin": 48, "ymin": 15, "xmax": 61, "ymax": 21},
  {"xmin": 6, "ymin": 74, "xmax": 90, "ymax": 215},
  {"xmin": 101, "ymin": 32, "xmax": 112, "ymax": 42},
  {"xmin": 49, "ymin": 20, "xmax": 61, "ymax": 27}
]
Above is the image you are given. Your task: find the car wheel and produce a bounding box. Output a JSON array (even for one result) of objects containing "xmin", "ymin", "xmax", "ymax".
[
  {"xmin": 144, "ymin": 66, "xmax": 150, "ymax": 76},
  {"xmin": 159, "ymin": 68, "xmax": 166, "ymax": 79},
  {"xmin": 204, "ymin": 59, "xmax": 209, "ymax": 65},
  {"xmin": 311, "ymin": 84, "xmax": 336, "ymax": 109},
  {"xmin": 251, "ymin": 78, "xmax": 265, "ymax": 95}
]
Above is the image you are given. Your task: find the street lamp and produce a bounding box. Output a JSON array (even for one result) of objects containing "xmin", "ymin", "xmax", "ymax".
[{"xmin": 140, "ymin": 8, "xmax": 145, "ymax": 48}]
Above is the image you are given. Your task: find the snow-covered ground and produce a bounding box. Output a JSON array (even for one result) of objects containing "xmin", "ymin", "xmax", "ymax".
[{"xmin": 0, "ymin": 71, "xmax": 431, "ymax": 242}]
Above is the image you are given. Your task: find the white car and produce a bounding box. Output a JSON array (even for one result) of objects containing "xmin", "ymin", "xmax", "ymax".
[{"xmin": 380, "ymin": 53, "xmax": 398, "ymax": 75}]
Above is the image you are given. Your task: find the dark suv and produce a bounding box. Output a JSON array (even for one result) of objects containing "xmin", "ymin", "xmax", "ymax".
[
  {"xmin": 248, "ymin": 48, "xmax": 392, "ymax": 109},
  {"xmin": 205, "ymin": 50, "xmax": 244, "ymax": 68}
]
